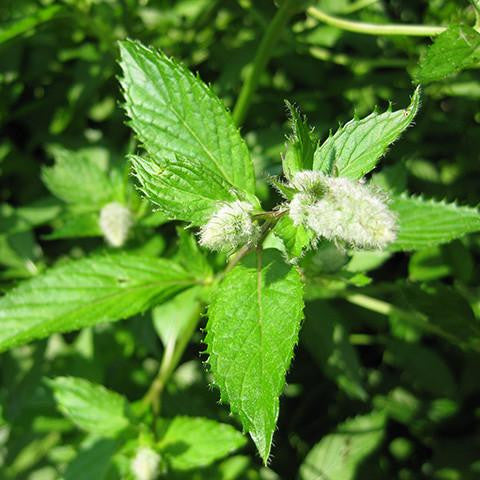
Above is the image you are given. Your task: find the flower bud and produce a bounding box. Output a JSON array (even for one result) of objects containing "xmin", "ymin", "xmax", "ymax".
[
  {"xmin": 199, "ymin": 201, "xmax": 260, "ymax": 252},
  {"xmin": 99, "ymin": 201, "xmax": 133, "ymax": 247},
  {"xmin": 131, "ymin": 447, "xmax": 161, "ymax": 480},
  {"xmin": 290, "ymin": 170, "xmax": 326, "ymax": 196}
]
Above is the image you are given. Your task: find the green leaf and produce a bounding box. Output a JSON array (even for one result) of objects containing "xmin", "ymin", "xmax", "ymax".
[
  {"xmin": 415, "ymin": 25, "xmax": 480, "ymax": 84},
  {"xmin": 42, "ymin": 146, "xmax": 116, "ymax": 206},
  {"xmin": 153, "ymin": 287, "xmax": 203, "ymax": 348},
  {"xmin": 64, "ymin": 438, "xmax": 117, "ymax": 480},
  {"xmin": 158, "ymin": 416, "xmax": 246, "ymax": 471},
  {"xmin": 47, "ymin": 377, "xmax": 130, "ymax": 436},
  {"xmin": 44, "ymin": 212, "xmax": 102, "ymax": 240},
  {"xmin": 0, "ymin": 5, "xmax": 63, "ymax": 44},
  {"xmin": 399, "ymin": 283, "xmax": 480, "ymax": 351},
  {"xmin": 273, "ymin": 215, "xmax": 315, "ymax": 261},
  {"xmin": 119, "ymin": 40, "xmax": 256, "ymax": 222},
  {"xmin": 282, "ymin": 101, "xmax": 316, "ymax": 180},
  {"xmin": 130, "ymin": 154, "xmax": 237, "ymax": 226},
  {"xmin": 385, "ymin": 339, "xmax": 457, "ymax": 398},
  {"xmin": 299, "ymin": 411, "xmax": 385, "ymax": 480},
  {"xmin": 206, "ymin": 249, "xmax": 304, "ymax": 463},
  {"xmin": 0, "ymin": 254, "xmax": 194, "ymax": 352},
  {"xmin": 389, "ymin": 195, "xmax": 480, "ymax": 251},
  {"xmin": 313, "ymin": 87, "xmax": 420, "ymax": 179},
  {"xmin": 175, "ymin": 227, "xmax": 213, "ymax": 279},
  {"xmin": 302, "ymin": 301, "xmax": 367, "ymax": 401}
]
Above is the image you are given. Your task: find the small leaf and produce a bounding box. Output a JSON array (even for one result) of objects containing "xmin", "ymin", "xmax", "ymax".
[
  {"xmin": 282, "ymin": 101, "xmax": 316, "ymax": 180},
  {"xmin": 119, "ymin": 40, "xmax": 256, "ymax": 223},
  {"xmin": 153, "ymin": 287, "xmax": 202, "ymax": 348},
  {"xmin": 175, "ymin": 227, "xmax": 213, "ymax": 279},
  {"xmin": 47, "ymin": 377, "xmax": 130, "ymax": 436},
  {"xmin": 389, "ymin": 195, "xmax": 480, "ymax": 251},
  {"xmin": 399, "ymin": 283, "xmax": 480, "ymax": 351},
  {"xmin": 64, "ymin": 437, "xmax": 118, "ymax": 480},
  {"xmin": 313, "ymin": 87, "xmax": 420, "ymax": 179},
  {"xmin": 273, "ymin": 215, "xmax": 315, "ymax": 261},
  {"xmin": 0, "ymin": 254, "xmax": 194, "ymax": 352},
  {"xmin": 158, "ymin": 416, "xmax": 246, "ymax": 471},
  {"xmin": 42, "ymin": 146, "xmax": 116, "ymax": 206},
  {"xmin": 302, "ymin": 301, "xmax": 367, "ymax": 401},
  {"xmin": 299, "ymin": 411, "xmax": 385, "ymax": 480},
  {"xmin": 0, "ymin": 5, "xmax": 63, "ymax": 44},
  {"xmin": 206, "ymin": 249, "xmax": 304, "ymax": 463},
  {"xmin": 385, "ymin": 339, "xmax": 457, "ymax": 398},
  {"xmin": 415, "ymin": 25, "xmax": 480, "ymax": 84}
]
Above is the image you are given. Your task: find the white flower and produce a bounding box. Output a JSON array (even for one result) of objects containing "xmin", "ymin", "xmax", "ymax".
[
  {"xmin": 199, "ymin": 201, "xmax": 260, "ymax": 252},
  {"xmin": 288, "ymin": 171, "xmax": 397, "ymax": 249},
  {"xmin": 131, "ymin": 447, "xmax": 161, "ymax": 480},
  {"xmin": 99, "ymin": 201, "xmax": 133, "ymax": 247}
]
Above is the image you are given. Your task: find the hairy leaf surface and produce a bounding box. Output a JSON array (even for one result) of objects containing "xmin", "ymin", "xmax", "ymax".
[
  {"xmin": 119, "ymin": 40, "xmax": 256, "ymax": 223},
  {"xmin": 158, "ymin": 416, "xmax": 246, "ymax": 471},
  {"xmin": 283, "ymin": 101, "xmax": 316, "ymax": 180},
  {"xmin": 48, "ymin": 377, "xmax": 130, "ymax": 435},
  {"xmin": 313, "ymin": 87, "xmax": 420, "ymax": 179},
  {"xmin": 206, "ymin": 249, "xmax": 304, "ymax": 463},
  {"xmin": 130, "ymin": 154, "xmax": 236, "ymax": 225},
  {"xmin": 0, "ymin": 254, "xmax": 194, "ymax": 351},
  {"xmin": 390, "ymin": 195, "xmax": 480, "ymax": 251},
  {"xmin": 416, "ymin": 25, "xmax": 480, "ymax": 84}
]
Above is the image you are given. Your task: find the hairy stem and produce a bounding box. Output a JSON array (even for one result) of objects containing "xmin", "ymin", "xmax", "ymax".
[
  {"xmin": 233, "ymin": 0, "xmax": 297, "ymax": 125},
  {"xmin": 307, "ymin": 6, "xmax": 446, "ymax": 37}
]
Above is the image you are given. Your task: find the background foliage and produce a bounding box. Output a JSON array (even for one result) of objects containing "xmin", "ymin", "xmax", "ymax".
[{"xmin": 1, "ymin": 1, "xmax": 480, "ymax": 479}]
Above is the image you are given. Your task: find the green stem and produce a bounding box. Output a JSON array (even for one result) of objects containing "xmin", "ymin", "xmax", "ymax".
[
  {"xmin": 340, "ymin": 0, "xmax": 379, "ymax": 14},
  {"xmin": 232, "ymin": 0, "xmax": 297, "ymax": 125},
  {"xmin": 307, "ymin": 6, "xmax": 446, "ymax": 37},
  {"xmin": 142, "ymin": 304, "xmax": 203, "ymax": 418}
]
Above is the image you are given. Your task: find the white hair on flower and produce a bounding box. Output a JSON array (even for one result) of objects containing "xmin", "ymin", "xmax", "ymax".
[
  {"xmin": 99, "ymin": 201, "xmax": 133, "ymax": 248},
  {"xmin": 288, "ymin": 171, "xmax": 397, "ymax": 250},
  {"xmin": 199, "ymin": 200, "xmax": 260, "ymax": 252},
  {"xmin": 131, "ymin": 447, "xmax": 161, "ymax": 480}
]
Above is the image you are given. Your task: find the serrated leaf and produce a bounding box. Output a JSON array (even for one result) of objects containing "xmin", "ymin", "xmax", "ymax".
[
  {"xmin": 48, "ymin": 377, "xmax": 130, "ymax": 436},
  {"xmin": 158, "ymin": 416, "xmax": 246, "ymax": 471},
  {"xmin": 273, "ymin": 215, "xmax": 315, "ymax": 260},
  {"xmin": 42, "ymin": 146, "xmax": 116, "ymax": 206},
  {"xmin": 206, "ymin": 249, "xmax": 304, "ymax": 463},
  {"xmin": 282, "ymin": 101, "xmax": 316, "ymax": 180},
  {"xmin": 119, "ymin": 40, "xmax": 256, "ymax": 223},
  {"xmin": 389, "ymin": 195, "xmax": 480, "ymax": 251},
  {"xmin": 302, "ymin": 301, "xmax": 367, "ymax": 401},
  {"xmin": 299, "ymin": 411, "xmax": 385, "ymax": 480},
  {"xmin": 415, "ymin": 25, "xmax": 480, "ymax": 84},
  {"xmin": 0, "ymin": 254, "xmax": 194, "ymax": 352},
  {"xmin": 130, "ymin": 154, "xmax": 237, "ymax": 226},
  {"xmin": 313, "ymin": 87, "xmax": 420, "ymax": 179}
]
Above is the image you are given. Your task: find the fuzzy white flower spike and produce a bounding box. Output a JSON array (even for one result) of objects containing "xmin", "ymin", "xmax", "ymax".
[{"xmin": 199, "ymin": 200, "xmax": 260, "ymax": 252}]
